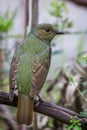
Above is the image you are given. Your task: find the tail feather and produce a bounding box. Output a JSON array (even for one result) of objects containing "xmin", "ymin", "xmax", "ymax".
[{"xmin": 17, "ymin": 95, "xmax": 34, "ymax": 125}]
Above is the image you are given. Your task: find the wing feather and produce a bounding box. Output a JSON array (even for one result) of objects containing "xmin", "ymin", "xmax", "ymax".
[
  {"xmin": 9, "ymin": 57, "xmax": 19, "ymax": 101},
  {"xmin": 30, "ymin": 56, "xmax": 50, "ymax": 98}
]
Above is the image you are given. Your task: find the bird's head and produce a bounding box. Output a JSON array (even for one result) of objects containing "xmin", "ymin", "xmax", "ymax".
[{"xmin": 32, "ymin": 23, "xmax": 64, "ymax": 43}]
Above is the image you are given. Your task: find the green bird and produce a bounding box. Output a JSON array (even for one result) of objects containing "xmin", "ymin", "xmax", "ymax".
[{"xmin": 9, "ymin": 23, "xmax": 64, "ymax": 125}]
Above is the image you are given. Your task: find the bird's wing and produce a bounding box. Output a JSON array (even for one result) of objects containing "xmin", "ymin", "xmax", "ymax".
[
  {"xmin": 9, "ymin": 57, "xmax": 19, "ymax": 101},
  {"xmin": 30, "ymin": 56, "xmax": 50, "ymax": 98}
]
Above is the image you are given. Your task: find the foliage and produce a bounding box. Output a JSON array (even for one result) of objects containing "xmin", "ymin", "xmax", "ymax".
[
  {"xmin": 49, "ymin": 0, "xmax": 73, "ymax": 29},
  {"xmin": 0, "ymin": 7, "xmax": 20, "ymax": 130},
  {"xmin": 68, "ymin": 74, "xmax": 87, "ymax": 102},
  {"xmin": 77, "ymin": 53, "xmax": 87, "ymax": 65},
  {"xmin": 0, "ymin": 7, "xmax": 17, "ymax": 34},
  {"xmin": 67, "ymin": 117, "xmax": 82, "ymax": 130},
  {"xmin": 80, "ymin": 112, "xmax": 87, "ymax": 117},
  {"xmin": 0, "ymin": 8, "xmax": 17, "ymax": 89}
]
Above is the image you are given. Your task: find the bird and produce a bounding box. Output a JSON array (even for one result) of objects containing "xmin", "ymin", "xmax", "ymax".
[{"xmin": 9, "ymin": 23, "xmax": 64, "ymax": 125}]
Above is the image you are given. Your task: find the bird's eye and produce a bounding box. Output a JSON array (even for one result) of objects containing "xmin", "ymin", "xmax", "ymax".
[{"xmin": 45, "ymin": 28, "xmax": 50, "ymax": 32}]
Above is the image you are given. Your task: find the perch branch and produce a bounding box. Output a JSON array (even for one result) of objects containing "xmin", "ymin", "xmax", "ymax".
[{"xmin": 0, "ymin": 91, "xmax": 87, "ymax": 129}]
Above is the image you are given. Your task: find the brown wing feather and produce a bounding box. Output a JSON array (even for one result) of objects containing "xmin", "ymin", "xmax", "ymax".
[
  {"xmin": 9, "ymin": 57, "xmax": 19, "ymax": 101},
  {"xmin": 30, "ymin": 56, "xmax": 50, "ymax": 98}
]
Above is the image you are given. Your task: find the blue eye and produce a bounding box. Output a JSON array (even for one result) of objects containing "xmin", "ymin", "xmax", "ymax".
[{"xmin": 45, "ymin": 28, "xmax": 50, "ymax": 32}]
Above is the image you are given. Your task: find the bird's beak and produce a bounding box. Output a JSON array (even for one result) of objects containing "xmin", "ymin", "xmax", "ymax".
[{"xmin": 55, "ymin": 30, "xmax": 70, "ymax": 35}]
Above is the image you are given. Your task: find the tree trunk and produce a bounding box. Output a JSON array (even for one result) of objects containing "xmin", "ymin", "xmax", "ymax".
[
  {"xmin": 31, "ymin": 0, "xmax": 38, "ymax": 28},
  {"xmin": 22, "ymin": 0, "xmax": 29, "ymax": 37}
]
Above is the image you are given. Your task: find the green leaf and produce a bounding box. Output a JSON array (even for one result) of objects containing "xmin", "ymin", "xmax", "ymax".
[
  {"xmin": 0, "ymin": 8, "xmax": 17, "ymax": 33},
  {"xmin": 68, "ymin": 75, "xmax": 74, "ymax": 83},
  {"xmin": 67, "ymin": 124, "xmax": 74, "ymax": 130},
  {"xmin": 80, "ymin": 112, "xmax": 87, "ymax": 117},
  {"xmin": 67, "ymin": 21, "xmax": 73, "ymax": 28},
  {"xmin": 74, "ymin": 125, "xmax": 82, "ymax": 130},
  {"xmin": 77, "ymin": 54, "xmax": 87, "ymax": 65},
  {"xmin": 49, "ymin": 0, "xmax": 73, "ymax": 29},
  {"xmin": 83, "ymin": 55, "xmax": 87, "ymax": 63},
  {"xmin": 67, "ymin": 118, "xmax": 82, "ymax": 130}
]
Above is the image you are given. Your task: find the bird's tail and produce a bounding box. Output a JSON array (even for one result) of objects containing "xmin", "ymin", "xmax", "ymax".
[{"xmin": 17, "ymin": 94, "xmax": 34, "ymax": 125}]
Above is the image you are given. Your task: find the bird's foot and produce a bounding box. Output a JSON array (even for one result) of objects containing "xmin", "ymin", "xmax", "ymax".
[
  {"xmin": 37, "ymin": 94, "xmax": 44, "ymax": 103},
  {"xmin": 35, "ymin": 95, "xmax": 44, "ymax": 108}
]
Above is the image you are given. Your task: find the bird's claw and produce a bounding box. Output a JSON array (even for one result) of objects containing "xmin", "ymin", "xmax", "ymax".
[
  {"xmin": 37, "ymin": 94, "xmax": 44, "ymax": 103},
  {"xmin": 35, "ymin": 95, "xmax": 44, "ymax": 108}
]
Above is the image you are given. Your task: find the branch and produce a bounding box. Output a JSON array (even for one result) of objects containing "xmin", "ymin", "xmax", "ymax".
[
  {"xmin": 67, "ymin": 0, "xmax": 87, "ymax": 7},
  {"xmin": 23, "ymin": 0, "xmax": 29, "ymax": 37},
  {"xmin": 0, "ymin": 92, "xmax": 87, "ymax": 129},
  {"xmin": 31, "ymin": 0, "xmax": 38, "ymax": 28}
]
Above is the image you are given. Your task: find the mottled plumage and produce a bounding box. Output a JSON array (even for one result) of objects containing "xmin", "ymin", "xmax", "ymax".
[{"xmin": 9, "ymin": 23, "xmax": 63, "ymax": 125}]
